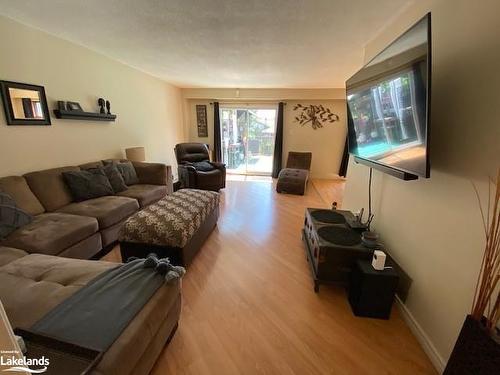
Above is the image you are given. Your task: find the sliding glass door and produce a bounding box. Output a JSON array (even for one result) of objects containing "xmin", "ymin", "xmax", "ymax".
[{"xmin": 220, "ymin": 107, "xmax": 277, "ymax": 175}]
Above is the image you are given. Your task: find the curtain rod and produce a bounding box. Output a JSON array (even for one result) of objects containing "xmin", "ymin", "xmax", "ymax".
[{"xmin": 209, "ymin": 101, "xmax": 286, "ymax": 105}]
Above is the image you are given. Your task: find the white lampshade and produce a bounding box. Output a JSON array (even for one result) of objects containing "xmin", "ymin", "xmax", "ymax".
[{"xmin": 125, "ymin": 147, "xmax": 146, "ymax": 162}]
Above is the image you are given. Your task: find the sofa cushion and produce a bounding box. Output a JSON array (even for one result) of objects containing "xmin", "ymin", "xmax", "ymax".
[
  {"xmin": 132, "ymin": 161, "xmax": 170, "ymax": 186},
  {"xmin": 57, "ymin": 196, "xmax": 139, "ymax": 229},
  {"xmin": 0, "ymin": 213, "xmax": 98, "ymax": 256},
  {"xmin": 0, "ymin": 246, "xmax": 28, "ymax": 267},
  {"xmin": 0, "ymin": 252, "xmax": 181, "ymax": 375},
  {"xmin": 63, "ymin": 168, "xmax": 114, "ymax": 202},
  {"xmin": 117, "ymin": 184, "xmax": 167, "ymax": 207},
  {"xmin": 103, "ymin": 164, "xmax": 127, "ymax": 193},
  {"xmin": 0, "ymin": 254, "xmax": 116, "ymax": 329},
  {"xmin": 102, "ymin": 158, "xmax": 125, "ymax": 165},
  {"xmin": 117, "ymin": 162, "xmax": 139, "ymax": 186},
  {"xmin": 24, "ymin": 166, "xmax": 80, "ymax": 212},
  {"xmin": 0, "ymin": 192, "xmax": 33, "ymax": 239},
  {"xmin": 0, "ymin": 176, "xmax": 45, "ymax": 215},
  {"xmin": 78, "ymin": 161, "xmax": 104, "ymax": 170}
]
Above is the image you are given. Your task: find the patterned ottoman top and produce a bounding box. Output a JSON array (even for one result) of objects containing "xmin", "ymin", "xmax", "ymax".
[{"xmin": 119, "ymin": 189, "xmax": 219, "ymax": 248}]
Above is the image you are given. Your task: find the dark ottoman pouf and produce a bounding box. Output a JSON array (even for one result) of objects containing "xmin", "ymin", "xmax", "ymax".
[{"xmin": 276, "ymin": 168, "xmax": 309, "ymax": 195}]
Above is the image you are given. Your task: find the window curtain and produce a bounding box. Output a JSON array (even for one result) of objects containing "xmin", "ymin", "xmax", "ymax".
[
  {"xmin": 213, "ymin": 102, "xmax": 222, "ymax": 163},
  {"xmin": 272, "ymin": 102, "xmax": 285, "ymax": 178},
  {"xmin": 339, "ymin": 136, "xmax": 349, "ymax": 177}
]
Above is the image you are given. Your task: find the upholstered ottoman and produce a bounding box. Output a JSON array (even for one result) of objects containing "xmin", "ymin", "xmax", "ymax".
[
  {"xmin": 276, "ymin": 168, "xmax": 310, "ymax": 195},
  {"xmin": 119, "ymin": 189, "xmax": 219, "ymax": 266}
]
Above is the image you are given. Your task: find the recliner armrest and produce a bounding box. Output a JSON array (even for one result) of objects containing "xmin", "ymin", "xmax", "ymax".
[
  {"xmin": 209, "ymin": 161, "xmax": 226, "ymax": 189},
  {"xmin": 178, "ymin": 163, "xmax": 197, "ymax": 173},
  {"xmin": 177, "ymin": 163, "xmax": 197, "ymax": 189},
  {"xmin": 209, "ymin": 162, "xmax": 226, "ymax": 171},
  {"xmin": 131, "ymin": 162, "xmax": 172, "ymax": 188}
]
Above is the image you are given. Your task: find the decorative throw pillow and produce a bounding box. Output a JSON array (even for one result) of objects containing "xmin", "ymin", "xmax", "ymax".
[
  {"xmin": 62, "ymin": 168, "xmax": 114, "ymax": 202},
  {"xmin": 0, "ymin": 191, "xmax": 33, "ymax": 239},
  {"xmin": 116, "ymin": 161, "xmax": 139, "ymax": 186},
  {"xmin": 102, "ymin": 159, "xmax": 116, "ymax": 166},
  {"xmin": 192, "ymin": 161, "xmax": 215, "ymax": 172},
  {"xmin": 103, "ymin": 164, "xmax": 127, "ymax": 193}
]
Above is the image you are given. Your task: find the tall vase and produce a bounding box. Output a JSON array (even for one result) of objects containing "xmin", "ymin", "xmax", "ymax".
[{"xmin": 444, "ymin": 315, "xmax": 500, "ymax": 374}]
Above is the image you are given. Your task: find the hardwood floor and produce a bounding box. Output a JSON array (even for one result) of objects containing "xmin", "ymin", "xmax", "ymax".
[
  {"xmin": 310, "ymin": 178, "xmax": 346, "ymax": 208},
  {"xmin": 105, "ymin": 178, "xmax": 436, "ymax": 375}
]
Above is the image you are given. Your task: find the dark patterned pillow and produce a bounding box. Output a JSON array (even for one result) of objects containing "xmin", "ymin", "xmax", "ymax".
[
  {"xmin": 63, "ymin": 168, "xmax": 114, "ymax": 202},
  {"xmin": 0, "ymin": 191, "xmax": 33, "ymax": 239},
  {"xmin": 117, "ymin": 161, "xmax": 139, "ymax": 186},
  {"xmin": 103, "ymin": 164, "xmax": 127, "ymax": 193},
  {"xmin": 192, "ymin": 161, "xmax": 214, "ymax": 172}
]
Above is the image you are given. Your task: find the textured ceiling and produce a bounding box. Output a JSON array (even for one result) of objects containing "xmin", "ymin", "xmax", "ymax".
[{"xmin": 0, "ymin": 0, "xmax": 413, "ymax": 88}]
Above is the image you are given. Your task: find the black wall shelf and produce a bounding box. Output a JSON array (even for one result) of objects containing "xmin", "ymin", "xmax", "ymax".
[{"xmin": 53, "ymin": 109, "xmax": 116, "ymax": 122}]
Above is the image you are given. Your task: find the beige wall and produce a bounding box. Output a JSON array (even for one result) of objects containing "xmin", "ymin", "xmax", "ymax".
[
  {"xmin": 343, "ymin": 0, "xmax": 500, "ymax": 371},
  {"xmin": 182, "ymin": 88, "xmax": 347, "ymax": 178},
  {"xmin": 0, "ymin": 301, "xmax": 26, "ymax": 374},
  {"xmin": 0, "ymin": 16, "xmax": 185, "ymax": 177},
  {"xmin": 284, "ymin": 100, "xmax": 346, "ymax": 179}
]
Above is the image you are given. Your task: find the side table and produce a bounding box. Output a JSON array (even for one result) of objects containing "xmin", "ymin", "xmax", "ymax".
[{"xmin": 348, "ymin": 260, "xmax": 399, "ymax": 319}]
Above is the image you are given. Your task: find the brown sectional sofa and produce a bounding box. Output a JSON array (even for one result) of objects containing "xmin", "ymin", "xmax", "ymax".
[
  {"xmin": 0, "ymin": 246, "xmax": 181, "ymax": 375},
  {"xmin": 0, "ymin": 159, "xmax": 181, "ymax": 375},
  {"xmin": 0, "ymin": 160, "xmax": 172, "ymax": 259}
]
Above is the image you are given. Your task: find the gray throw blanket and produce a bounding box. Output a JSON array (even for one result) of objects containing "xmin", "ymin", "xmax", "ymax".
[{"xmin": 32, "ymin": 256, "xmax": 184, "ymax": 351}]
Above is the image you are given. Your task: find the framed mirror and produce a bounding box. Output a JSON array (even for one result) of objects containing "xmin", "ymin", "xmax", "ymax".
[{"xmin": 0, "ymin": 81, "xmax": 51, "ymax": 125}]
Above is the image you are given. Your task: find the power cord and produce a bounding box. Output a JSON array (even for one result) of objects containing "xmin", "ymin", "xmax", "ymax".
[
  {"xmin": 368, "ymin": 167, "xmax": 372, "ymax": 219},
  {"xmin": 366, "ymin": 168, "xmax": 374, "ymax": 229}
]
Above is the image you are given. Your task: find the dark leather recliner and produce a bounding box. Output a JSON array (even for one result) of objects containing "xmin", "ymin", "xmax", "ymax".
[{"xmin": 174, "ymin": 143, "xmax": 226, "ymax": 191}]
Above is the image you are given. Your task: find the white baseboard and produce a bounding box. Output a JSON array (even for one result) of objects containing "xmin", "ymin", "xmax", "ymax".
[{"xmin": 395, "ymin": 296, "xmax": 446, "ymax": 374}]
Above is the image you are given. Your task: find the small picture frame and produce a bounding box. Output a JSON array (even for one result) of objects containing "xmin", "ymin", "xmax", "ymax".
[
  {"xmin": 66, "ymin": 101, "xmax": 83, "ymax": 111},
  {"xmin": 57, "ymin": 101, "xmax": 66, "ymax": 111},
  {"xmin": 196, "ymin": 104, "xmax": 208, "ymax": 137},
  {"xmin": 0, "ymin": 80, "xmax": 51, "ymax": 126}
]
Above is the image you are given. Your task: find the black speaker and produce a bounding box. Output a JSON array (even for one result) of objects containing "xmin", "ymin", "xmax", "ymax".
[{"xmin": 348, "ymin": 260, "xmax": 399, "ymax": 319}]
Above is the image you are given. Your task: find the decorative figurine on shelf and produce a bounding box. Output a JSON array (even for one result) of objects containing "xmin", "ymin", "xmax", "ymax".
[
  {"xmin": 98, "ymin": 98, "xmax": 106, "ymax": 114},
  {"xmin": 106, "ymin": 100, "xmax": 111, "ymax": 115}
]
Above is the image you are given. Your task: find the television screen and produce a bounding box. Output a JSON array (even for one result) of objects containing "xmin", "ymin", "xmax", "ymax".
[{"xmin": 346, "ymin": 14, "xmax": 431, "ymax": 178}]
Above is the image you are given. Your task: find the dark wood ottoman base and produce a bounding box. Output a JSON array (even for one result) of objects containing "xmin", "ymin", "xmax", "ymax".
[{"xmin": 120, "ymin": 206, "xmax": 219, "ymax": 266}]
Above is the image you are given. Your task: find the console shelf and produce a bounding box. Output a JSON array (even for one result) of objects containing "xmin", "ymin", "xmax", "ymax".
[{"xmin": 53, "ymin": 109, "xmax": 116, "ymax": 122}]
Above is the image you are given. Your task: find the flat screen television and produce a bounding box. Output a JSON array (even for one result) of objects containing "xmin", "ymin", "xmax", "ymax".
[{"xmin": 346, "ymin": 13, "xmax": 431, "ymax": 180}]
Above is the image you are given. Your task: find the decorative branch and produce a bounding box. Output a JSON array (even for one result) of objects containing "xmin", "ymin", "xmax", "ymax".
[
  {"xmin": 471, "ymin": 169, "xmax": 500, "ymax": 335},
  {"xmin": 293, "ymin": 104, "xmax": 339, "ymax": 130}
]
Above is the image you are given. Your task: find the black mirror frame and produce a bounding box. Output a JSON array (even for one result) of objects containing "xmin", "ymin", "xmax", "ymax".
[{"xmin": 0, "ymin": 80, "xmax": 51, "ymax": 126}]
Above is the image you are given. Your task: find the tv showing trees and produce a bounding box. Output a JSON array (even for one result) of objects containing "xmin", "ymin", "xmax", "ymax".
[{"xmin": 346, "ymin": 14, "xmax": 431, "ymax": 179}]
